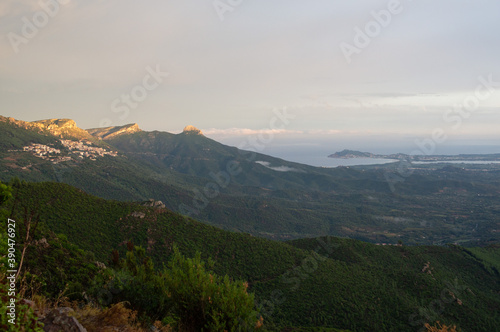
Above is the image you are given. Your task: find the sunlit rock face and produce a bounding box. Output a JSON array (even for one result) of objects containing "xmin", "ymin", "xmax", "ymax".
[{"xmin": 182, "ymin": 125, "xmax": 203, "ymax": 135}]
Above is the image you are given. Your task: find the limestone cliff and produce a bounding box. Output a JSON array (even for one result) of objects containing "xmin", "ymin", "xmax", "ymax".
[
  {"xmin": 182, "ymin": 125, "xmax": 203, "ymax": 135},
  {"xmin": 87, "ymin": 123, "xmax": 141, "ymax": 140},
  {"xmin": 0, "ymin": 116, "xmax": 93, "ymax": 140}
]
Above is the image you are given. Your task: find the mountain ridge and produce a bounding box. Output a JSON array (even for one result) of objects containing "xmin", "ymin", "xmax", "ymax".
[
  {"xmin": 1, "ymin": 115, "xmax": 204, "ymax": 142},
  {"xmin": 1, "ymin": 115, "xmax": 95, "ymax": 141},
  {"xmin": 2, "ymin": 115, "xmax": 500, "ymax": 245},
  {"xmin": 87, "ymin": 123, "xmax": 142, "ymax": 140}
]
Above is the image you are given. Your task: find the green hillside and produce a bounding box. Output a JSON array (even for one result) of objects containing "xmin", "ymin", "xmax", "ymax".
[
  {"xmin": 105, "ymin": 129, "xmax": 350, "ymax": 191},
  {"xmin": 5, "ymin": 181, "xmax": 500, "ymax": 331},
  {"xmin": 1, "ymin": 116, "xmax": 499, "ymax": 246}
]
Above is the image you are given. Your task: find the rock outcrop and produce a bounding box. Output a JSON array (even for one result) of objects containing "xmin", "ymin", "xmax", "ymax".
[
  {"xmin": 31, "ymin": 119, "xmax": 94, "ymax": 140},
  {"xmin": 182, "ymin": 125, "xmax": 203, "ymax": 135},
  {"xmin": 130, "ymin": 211, "xmax": 146, "ymax": 219},
  {"xmin": 87, "ymin": 123, "xmax": 141, "ymax": 140},
  {"xmin": 41, "ymin": 308, "xmax": 87, "ymax": 332},
  {"xmin": 141, "ymin": 199, "xmax": 166, "ymax": 209},
  {"xmin": 0, "ymin": 116, "xmax": 93, "ymax": 140}
]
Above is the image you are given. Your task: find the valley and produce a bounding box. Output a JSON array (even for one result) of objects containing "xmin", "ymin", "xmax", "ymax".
[
  {"xmin": 1, "ymin": 115, "xmax": 499, "ymax": 331},
  {"xmin": 1, "ymin": 116, "xmax": 499, "ymax": 246},
  {"xmin": 2, "ymin": 180, "xmax": 499, "ymax": 331}
]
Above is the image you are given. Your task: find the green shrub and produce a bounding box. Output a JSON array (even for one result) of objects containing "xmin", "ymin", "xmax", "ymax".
[{"xmin": 163, "ymin": 246, "xmax": 260, "ymax": 331}]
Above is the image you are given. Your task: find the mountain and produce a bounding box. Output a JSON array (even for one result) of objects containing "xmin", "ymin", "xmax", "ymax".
[
  {"xmin": 87, "ymin": 123, "xmax": 141, "ymax": 140},
  {"xmin": 0, "ymin": 116, "xmax": 95, "ymax": 141},
  {"xmin": 2, "ymin": 115, "xmax": 500, "ymax": 329},
  {"xmin": 100, "ymin": 123, "xmax": 332, "ymax": 188},
  {"xmin": 1, "ymin": 115, "xmax": 500, "ymax": 245},
  {"xmin": 0, "ymin": 116, "xmax": 60, "ymax": 150},
  {"xmin": 31, "ymin": 118, "xmax": 95, "ymax": 140},
  {"xmin": 328, "ymin": 149, "xmax": 375, "ymax": 158},
  {"xmin": 6, "ymin": 181, "xmax": 500, "ymax": 331}
]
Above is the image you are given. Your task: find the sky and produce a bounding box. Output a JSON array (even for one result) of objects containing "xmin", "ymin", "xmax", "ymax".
[{"xmin": 1, "ymin": 0, "xmax": 500, "ymax": 161}]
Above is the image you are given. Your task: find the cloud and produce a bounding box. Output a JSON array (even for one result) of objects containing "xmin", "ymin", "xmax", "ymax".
[
  {"xmin": 1, "ymin": 0, "xmax": 500, "ymax": 141},
  {"xmin": 255, "ymin": 161, "xmax": 304, "ymax": 173},
  {"xmin": 307, "ymin": 129, "xmax": 343, "ymax": 135},
  {"xmin": 203, "ymin": 128, "xmax": 303, "ymax": 137}
]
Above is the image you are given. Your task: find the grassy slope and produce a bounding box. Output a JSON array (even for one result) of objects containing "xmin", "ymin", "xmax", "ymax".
[{"xmin": 7, "ymin": 182, "xmax": 500, "ymax": 331}]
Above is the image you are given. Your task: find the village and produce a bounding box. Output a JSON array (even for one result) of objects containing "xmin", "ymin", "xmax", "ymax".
[{"xmin": 22, "ymin": 140, "xmax": 118, "ymax": 163}]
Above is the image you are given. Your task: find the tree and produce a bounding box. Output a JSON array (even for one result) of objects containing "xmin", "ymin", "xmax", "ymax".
[
  {"xmin": 162, "ymin": 246, "xmax": 261, "ymax": 331},
  {"xmin": 0, "ymin": 182, "xmax": 43, "ymax": 331},
  {"xmin": 0, "ymin": 182, "xmax": 12, "ymax": 220},
  {"xmin": 92, "ymin": 245, "xmax": 261, "ymax": 330},
  {"xmin": 0, "ymin": 182, "xmax": 12, "ymax": 206}
]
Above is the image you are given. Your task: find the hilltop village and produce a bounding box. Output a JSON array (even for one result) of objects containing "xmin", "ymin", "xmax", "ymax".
[{"xmin": 22, "ymin": 139, "xmax": 118, "ymax": 163}]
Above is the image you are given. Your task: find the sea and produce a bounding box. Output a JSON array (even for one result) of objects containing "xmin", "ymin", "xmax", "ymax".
[
  {"xmin": 260, "ymin": 144, "xmax": 500, "ymax": 168},
  {"xmin": 213, "ymin": 135, "xmax": 500, "ymax": 168}
]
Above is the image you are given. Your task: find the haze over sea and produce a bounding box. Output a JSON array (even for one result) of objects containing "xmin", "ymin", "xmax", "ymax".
[
  {"xmin": 206, "ymin": 132, "xmax": 500, "ymax": 167},
  {"xmin": 246, "ymin": 140, "xmax": 500, "ymax": 167}
]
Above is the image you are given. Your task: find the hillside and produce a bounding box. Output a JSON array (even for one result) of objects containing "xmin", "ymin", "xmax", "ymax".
[
  {"xmin": 5, "ymin": 181, "xmax": 500, "ymax": 331},
  {"xmin": 1, "ymin": 115, "xmax": 500, "ymax": 245}
]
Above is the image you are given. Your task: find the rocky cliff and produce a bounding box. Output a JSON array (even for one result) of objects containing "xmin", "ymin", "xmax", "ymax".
[
  {"xmin": 0, "ymin": 116, "xmax": 93, "ymax": 140},
  {"xmin": 87, "ymin": 123, "xmax": 141, "ymax": 140},
  {"xmin": 182, "ymin": 125, "xmax": 203, "ymax": 135}
]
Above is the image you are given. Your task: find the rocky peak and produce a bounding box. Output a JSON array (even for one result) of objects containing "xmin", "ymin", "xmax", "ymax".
[
  {"xmin": 32, "ymin": 119, "xmax": 77, "ymax": 130},
  {"xmin": 87, "ymin": 123, "xmax": 141, "ymax": 140},
  {"xmin": 182, "ymin": 125, "xmax": 203, "ymax": 135},
  {"xmin": 1, "ymin": 117, "xmax": 93, "ymax": 140},
  {"xmin": 32, "ymin": 119, "xmax": 92, "ymax": 140}
]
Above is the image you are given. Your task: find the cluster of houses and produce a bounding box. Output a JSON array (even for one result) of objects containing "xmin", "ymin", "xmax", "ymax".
[
  {"xmin": 23, "ymin": 143, "xmax": 61, "ymax": 157},
  {"xmin": 60, "ymin": 140, "xmax": 118, "ymax": 159},
  {"xmin": 22, "ymin": 140, "xmax": 118, "ymax": 163},
  {"xmin": 375, "ymin": 243, "xmax": 403, "ymax": 247}
]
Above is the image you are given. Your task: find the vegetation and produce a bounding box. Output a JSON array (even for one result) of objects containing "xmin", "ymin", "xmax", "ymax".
[
  {"xmin": 2, "ymin": 181, "xmax": 499, "ymax": 331},
  {"xmin": 0, "ymin": 182, "xmax": 44, "ymax": 331},
  {"xmin": 1, "ymin": 118, "xmax": 500, "ymax": 330},
  {"xmin": 1, "ymin": 181, "xmax": 259, "ymax": 331},
  {"xmin": 92, "ymin": 245, "xmax": 259, "ymax": 330},
  {"xmin": 2, "ymin": 118, "xmax": 500, "ymax": 246}
]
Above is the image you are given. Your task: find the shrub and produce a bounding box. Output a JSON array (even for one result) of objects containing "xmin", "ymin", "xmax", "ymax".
[{"xmin": 162, "ymin": 246, "xmax": 260, "ymax": 331}]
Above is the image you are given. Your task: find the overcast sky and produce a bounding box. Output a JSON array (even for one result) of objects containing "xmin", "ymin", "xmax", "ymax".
[{"xmin": 1, "ymin": 0, "xmax": 499, "ymax": 156}]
